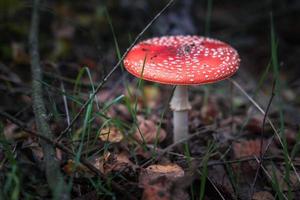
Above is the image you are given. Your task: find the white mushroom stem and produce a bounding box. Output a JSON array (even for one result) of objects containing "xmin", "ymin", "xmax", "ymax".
[{"xmin": 170, "ymin": 85, "xmax": 191, "ymax": 143}]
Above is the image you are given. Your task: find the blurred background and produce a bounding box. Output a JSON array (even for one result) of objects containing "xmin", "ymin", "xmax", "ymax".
[{"xmin": 0, "ymin": 0, "xmax": 300, "ymax": 121}]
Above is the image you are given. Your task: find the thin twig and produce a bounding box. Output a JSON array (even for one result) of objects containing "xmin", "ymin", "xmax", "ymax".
[
  {"xmin": 57, "ymin": 0, "xmax": 176, "ymax": 141},
  {"xmin": 0, "ymin": 111, "xmax": 137, "ymax": 200},
  {"xmin": 250, "ymin": 80, "xmax": 276, "ymax": 197},
  {"xmin": 228, "ymin": 78, "xmax": 300, "ymax": 183},
  {"xmin": 254, "ymin": 156, "xmax": 288, "ymax": 200},
  {"xmin": 29, "ymin": 0, "xmax": 69, "ymax": 199}
]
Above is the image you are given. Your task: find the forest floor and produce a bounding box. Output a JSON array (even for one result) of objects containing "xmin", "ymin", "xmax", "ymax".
[{"xmin": 0, "ymin": 0, "xmax": 300, "ymax": 199}]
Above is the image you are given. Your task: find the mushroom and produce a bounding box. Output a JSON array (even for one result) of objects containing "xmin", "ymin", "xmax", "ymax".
[{"xmin": 124, "ymin": 35, "xmax": 240, "ymax": 143}]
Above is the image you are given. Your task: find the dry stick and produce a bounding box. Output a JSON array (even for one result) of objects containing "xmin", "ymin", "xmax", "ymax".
[
  {"xmin": 155, "ymin": 146, "xmax": 278, "ymax": 166},
  {"xmin": 0, "ymin": 111, "xmax": 137, "ymax": 200},
  {"xmin": 250, "ymin": 80, "xmax": 276, "ymax": 197},
  {"xmin": 29, "ymin": 0, "xmax": 69, "ymax": 199},
  {"xmin": 57, "ymin": 0, "xmax": 176, "ymax": 141},
  {"xmin": 228, "ymin": 78, "xmax": 300, "ymax": 183}
]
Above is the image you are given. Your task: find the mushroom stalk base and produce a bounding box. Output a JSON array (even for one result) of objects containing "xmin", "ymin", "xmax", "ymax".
[
  {"xmin": 170, "ymin": 85, "xmax": 191, "ymax": 143},
  {"xmin": 173, "ymin": 110, "xmax": 189, "ymax": 143}
]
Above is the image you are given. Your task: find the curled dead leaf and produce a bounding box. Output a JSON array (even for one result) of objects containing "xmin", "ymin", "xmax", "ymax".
[
  {"xmin": 99, "ymin": 126, "xmax": 123, "ymax": 143},
  {"xmin": 134, "ymin": 116, "xmax": 166, "ymax": 144},
  {"xmin": 139, "ymin": 163, "xmax": 184, "ymax": 187},
  {"xmin": 146, "ymin": 164, "xmax": 184, "ymax": 178},
  {"xmin": 93, "ymin": 152, "xmax": 134, "ymax": 175}
]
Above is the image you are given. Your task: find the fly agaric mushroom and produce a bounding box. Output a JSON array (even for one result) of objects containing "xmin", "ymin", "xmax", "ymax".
[{"xmin": 123, "ymin": 35, "xmax": 240, "ymax": 143}]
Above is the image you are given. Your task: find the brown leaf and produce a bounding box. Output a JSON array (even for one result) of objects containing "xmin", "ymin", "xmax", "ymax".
[
  {"xmin": 99, "ymin": 126, "xmax": 123, "ymax": 143},
  {"xmin": 275, "ymin": 128, "xmax": 298, "ymax": 145},
  {"xmin": 232, "ymin": 139, "xmax": 267, "ymax": 159},
  {"xmin": 252, "ymin": 191, "xmax": 274, "ymax": 200},
  {"xmin": 134, "ymin": 146, "xmax": 153, "ymax": 159},
  {"xmin": 93, "ymin": 152, "xmax": 110, "ymax": 174},
  {"xmin": 139, "ymin": 164, "xmax": 184, "ymax": 187},
  {"xmin": 63, "ymin": 159, "xmax": 90, "ymax": 176},
  {"xmin": 200, "ymin": 97, "xmax": 220, "ymax": 124},
  {"xmin": 4, "ymin": 122, "xmax": 29, "ymax": 140},
  {"xmin": 134, "ymin": 116, "xmax": 166, "ymax": 144},
  {"xmin": 140, "ymin": 164, "xmax": 187, "ymax": 200},
  {"xmin": 142, "ymin": 176, "xmax": 172, "ymax": 200},
  {"xmin": 93, "ymin": 152, "xmax": 134, "ymax": 175},
  {"xmin": 245, "ymin": 115, "xmax": 264, "ymax": 134},
  {"xmin": 265, "ymin": 165, "xmax": 299, "ymax": 191}
]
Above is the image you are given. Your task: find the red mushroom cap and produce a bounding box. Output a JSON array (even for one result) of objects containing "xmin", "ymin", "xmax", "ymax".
[{"xmin": 124, "ymin": 35, "xmax": 240, "ymax": 85}]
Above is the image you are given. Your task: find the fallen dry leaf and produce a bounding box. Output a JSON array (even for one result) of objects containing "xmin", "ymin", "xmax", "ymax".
[
  {"xmin": 252, "ymin": 191, "xmax": 274, "ymax": 200},
  {"xmin": 93, "ymin": 151, "xmax": 134, "ymax": 175},
  {"xmin": 275, "ymin": 128, "xmax": 298, "ymax": 145},
  {"xmin": 265, "ymin": 165, "xmax": 299, "ymax": 191},
  {"xmin": 134, "ymin": 146, "xmax": 153, "ymax": 159},
  {"xmin": 245, "ymin": 115, "xmax": 274, "ymax": 135},
  {"xmin": 134, "ymin": 116, "xmax": 166, "ymax": 144},
  {"xmin": 63, "ymin": 159, "xmax": 90, "ymax": 176},
  {"xmin": 142, "ymin": 176, "xmax": 172, "ymax": 200},
  {"xmin": 233, "ymin": 139, "xmax": 267, "ymax": 159},
  {"xmin": 93, "ymin": 152, "xmax": 110, "ymax": 174},
  {"xmin": 146, "ymin": 164, "xmax": 184, "ymax": 178},
  {"xmin": 99, "ymin": 126, "xmax": 124, "ymax": 143},
  {"xmin": 4, "ymin": 122, "xmax": 29, "ymax": 140},
  {"xmin": 140, "ymin": 164, "xmax": 187, "ymax": 200},
  {"xmin": 200, "ymin": 97, "xmax": 220, "ymax": 124},
  {"xmin": 245, "ymin": 115, "xmax": 265, "ymax": 134},
  {"xmin": 139, "ymin": 163, "xmax": 184, "ymax": 186}
]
